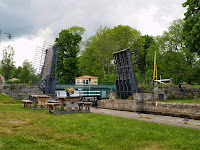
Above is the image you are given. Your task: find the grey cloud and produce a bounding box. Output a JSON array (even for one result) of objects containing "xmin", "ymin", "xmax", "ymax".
[{"xmin": 0, "ymin": 0, "xmax": 186, "ymax": 42}]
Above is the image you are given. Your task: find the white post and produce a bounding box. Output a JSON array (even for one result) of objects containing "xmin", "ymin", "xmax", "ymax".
[
  {"xmin": 89, "ymin": 78, "xmax": 91, "ymax": 96},
  {"xmin": 160, "ymin": 74, "xmax": 161, "ymax": 86}
]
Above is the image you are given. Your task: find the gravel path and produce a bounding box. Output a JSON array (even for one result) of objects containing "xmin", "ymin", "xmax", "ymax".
[{"xmin": 91, "ymin": 107, "xmax": 200, "ymax": 129}]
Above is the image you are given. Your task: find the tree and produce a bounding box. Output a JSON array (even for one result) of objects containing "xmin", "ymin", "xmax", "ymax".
[
  {"xmin": 142, "ymin": 35, "xmax": 155, "ymax": 70},
  {"xmin": 18, "ymin": 59, "xmax": 35, "ymax": 83},
  {"xmin": 55, "ymin": 27, "xmax": 83, "ymax": 83},
  {"xmin": 182, "ymin": 0, "xmax": 200, "ymax": 54},
  {"xmin": 0, "ymin": 45, "xmax": 15, "ymax": 80},
  {"xmin": 153, "ymin": 20, "xmax": 186, "ymax": 83},
  {"xmin": 113, "ymin": 25, "xmax": 145, "ymax": 79},
  {"xmin": 15, "ymin": 66, "xmax": 22, "ymax": 76},
  {"xmin": 68, "ymin": 26, "xmax": 85, "ymax": 35},
  {"xmin": 151, "ymin": 19, "xmax": 199, "ymax": 84},
  {"xmin": 93, "ymin": 27, "xmax": 118, "ymax": 79},
  {"xmin": 79, "ymin": 25, "xmax": 145, "ymax": 83},
  {"xmin": 78, "ymin": 37, "xmax": 97, "ymax": 76},
  {"xmin": 158, "ymin": 19, "xmax": 184, "ymax": 53},
  {"xmin": 113, "ymin": 25, "xmax": 142, "ymax": 50}
]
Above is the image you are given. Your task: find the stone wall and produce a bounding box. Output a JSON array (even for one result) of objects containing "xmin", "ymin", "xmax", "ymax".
[
  {"xmin": 133, "ymin": 93, "xmax": 158, "ymax": 100},
  {"xmin": 155, "ymin": 86, "xmax": 199, "ymax": 99},
  {"xmin": 97, "ymin": 99, "xmax": 200, "ymax": 119},
  {"xmin": 0, "ymin": 84, "xmax": 42, "ymax": 99},
  {"xmin": 133, "ymin": 86, "xmax": 200, "ymax": 101}
]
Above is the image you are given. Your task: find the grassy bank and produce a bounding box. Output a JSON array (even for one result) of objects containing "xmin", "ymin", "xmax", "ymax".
[
  {"xmin": 0, "ymin": 103, "xmax": 200, "ymax": 150},
  {"xmin": 156, "ymin": 98, "xmax": 200, "ymax": 103},
  {"xmin": 0, "ymin": 93, "xmax": 16, "ymax": 104}
]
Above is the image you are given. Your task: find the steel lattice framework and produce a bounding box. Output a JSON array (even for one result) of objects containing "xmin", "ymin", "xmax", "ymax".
[
  {"xmin": 34, "ymin": 42, "xmax": 59, "ymax": 94},
  {"xmin": 113, "ymin": 49, "xmax": 138, "ymax": 99}
]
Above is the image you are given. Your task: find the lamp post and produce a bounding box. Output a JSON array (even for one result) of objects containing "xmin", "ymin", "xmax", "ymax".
[
  {"xmin": 89, "ymin": 77, "xmax": 91, "ymax": 96},
  {"xmin": 159, "ymin": 73, "xmax": 163, "ymax": 86},
  {"xmin": 0, "ymin": 30, "xmax": 12, "ymax": 45}
]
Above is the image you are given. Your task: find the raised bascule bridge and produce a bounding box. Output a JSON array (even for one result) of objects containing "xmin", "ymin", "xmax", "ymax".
[
  {"xmin": 33, "ymin": 41, "xmax": 59, "ymax": 95},
  {"xmin": 113, "ymin": 49, "xmax": 139, "ymax": 99}
]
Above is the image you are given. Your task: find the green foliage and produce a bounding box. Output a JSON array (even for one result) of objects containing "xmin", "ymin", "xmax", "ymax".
[
  {"xmin": 198, "ymin": 92, "xmax": 200, "ymax": 98},
  {"xmin": 142, "ymin": 35, "xmax": 155, "ymax": 68},
  {"xmin": 18, "ymin": 59, "xmax": 35, "ymax": 83},
  {"xmin": 0, "ymin": 45, "xmax": 15, "ymax": 80},
  {"xmin": 55, "ymin": 27, "xmax": 83, "ymax": 82},
  {"xmin": 65, "ymin": 87, "xmax": 75, "ymax": 94},
  {"xmin": 68, "ymin": 26, "xmax": 85, "ymax": 35},
  {"xmin": 194, "ymin": 85, "xmax": 200, "ymax": 88},
  {"xmin": 79, "ymin": 26, "xmax": 118, "ymax": 80},
  {"xmin": 14, "ymin": 66, "xmax": 22, "ymax": 78},
  {"xmin": 103, "ymin": 74, "xmax": 115, "ymax": 83},
  {"xmin": 146, "ymin": 19, "xmax": 200, "ymax": 84},
  {"xmin": 162, "ymin": 98, "xmax": 200, "ymax": 103},
  {"xmin": 79, "ymin": 25, "xmax": 145, "ymax": 82},
  {"xmin": 182, "ymin": 0, "xmax": 200, "ymax": 55},
  {"xmin": 0, "ymin": 93, "xmax": 16, "ymax": 103}
]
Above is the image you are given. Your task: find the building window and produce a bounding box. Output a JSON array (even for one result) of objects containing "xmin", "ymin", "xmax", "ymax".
[
  {"xmin": 77, "ymin": 80, "xmax": 80, "ymax": 85},
  {"xmin": 83, "ymin": 80, "xmax": 89, "ymax": 84}
]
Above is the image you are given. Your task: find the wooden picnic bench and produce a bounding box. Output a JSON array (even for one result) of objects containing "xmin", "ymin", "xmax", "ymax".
[
  {"xmin": 77, "ymin": 101, "xmax": 93, "ymax": 112},
  {"xmin": 22, "ymin": 100, "xmax": 33, "ymax": 108},
  {"xmin": 66, "ymin": 102, "xmax": 79, "ymax": 112},
  {"xmin": 31, "ymin": 95, "xmax": 51, "ymax": 108},
  {"xmin": 47, "ymin": 102, "xmax": 61, "ymax": 113},
  {"xmin": 83, "ymin": 102, "xmax": 93, "ymax": 112},
  {"xmin": 57, "ymin": 96, "xmax": 81, "ymax": 111}
]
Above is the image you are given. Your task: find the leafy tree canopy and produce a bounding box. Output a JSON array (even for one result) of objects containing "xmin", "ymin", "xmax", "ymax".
[
  {"xmin": 0, "ymin": 45, "xmax": 15, "ymax": 80},
  {"xmin": 182, "ymin": 0, "xmax": 200, "ymax": 54},
  {"xmin": 18, "ymin": 59, "xmax": 35, "ymax": 83},
  {"xmin": 55, "ymin": 26, "xmax": 84, "ymax": 82},
  {"xmin": 79, "ymin": 25, "xmax": 144, "ymax": 82}
]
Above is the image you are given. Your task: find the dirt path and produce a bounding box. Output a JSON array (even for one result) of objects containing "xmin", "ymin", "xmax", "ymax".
[{"xmin": 91, "ymin": 107, "xmax": 200, "ymax": 129}]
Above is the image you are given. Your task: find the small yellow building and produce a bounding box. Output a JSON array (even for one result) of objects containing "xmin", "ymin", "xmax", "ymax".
[{"xmin": 75, "ymin": 75, "xmax": 99, "ymax": 85}]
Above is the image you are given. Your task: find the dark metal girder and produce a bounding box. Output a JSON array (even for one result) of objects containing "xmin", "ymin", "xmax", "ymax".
[{"xmin": 113, "ymin": 49, "xmax": 138, "ymax": 99}]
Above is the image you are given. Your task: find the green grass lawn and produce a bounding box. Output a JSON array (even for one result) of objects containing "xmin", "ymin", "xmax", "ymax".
[
  {"xmin": 0, "ymin": 103, "xmax": 200, "ymax": 150},
  {"xmin": 194, "ymin": 85, "xmax": 200, "ymax": 88},
  {"xmin": 157, "ymin": 98, "xmax": 200, "ymax": 103}
]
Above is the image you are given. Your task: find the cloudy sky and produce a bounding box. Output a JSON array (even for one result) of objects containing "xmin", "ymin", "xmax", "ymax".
[{"xmin": 0, "ymin": 0, "xmax": 186, "ymax": 67}]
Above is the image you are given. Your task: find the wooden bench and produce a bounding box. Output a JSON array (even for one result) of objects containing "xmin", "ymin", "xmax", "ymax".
[
  {"xmin": 66, "ymin": 102, "xmax": 79, "ymax": 112},
  {"xmin": 83, "ymin": 102, "xmax": 93, "ymax": 112},
  {"xmin": 77, "ymin": 102, "xmax": 93, "ymax": 112},
  {"xmin": 22, "ymin": 100, "xmax": 33, "ymax": 108},
  {"xmin": 47, "ymin": 103, "xmax": 61, "ymax": 113}
]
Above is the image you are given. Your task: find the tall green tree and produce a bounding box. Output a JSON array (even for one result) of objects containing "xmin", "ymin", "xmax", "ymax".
[
  {"xmin": 0, "ymin": 45, "xmax": 15, "ymax": 80},
  {"xmin": 14, "ymin": 66, "xmax": 22, "ymax": 78},
  {"xmin": 18, "ymin": 59, "xmax": 35, "ymax": 83},
  {"xmin": 68, "ymin": 26, "xmax": 85, "ymax": 35},
  {"xmin": 182, "ymin": 0, "xmax": 200, "ymax": 54},
  {"xmin": 151, "ymin": 19, "xmax": 199, "ymax": 84},
  {"xmin": 142, "ymin": 35, "xmax": 155, "ymax": 70},
  {"xmin": 113, "ymin": 25, "xmax": 142, "ymax": 50},
  {"xmin": 154, "ymin": 19, "xmax": 186, "ymax": 83},
  {"xmin": 79, "ymin": 25, "xmax": 145, "ymax": 83},
  {"xmin": 113, "ymin": 25, "xmax": 145, "ymax": 82},
  {"xmin": 79, "ymin": 27, "xmax": 118, "ymax": 81},
  {"xmin": 55, "ymin": 27, "xmax": 83, "ymax": 83}
]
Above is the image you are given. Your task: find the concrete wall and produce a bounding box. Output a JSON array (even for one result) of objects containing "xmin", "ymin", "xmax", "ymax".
[
  {"xmin": 133, "ymin": 93, "xmax": 153, "ymax": 100},
  {"xmin": 0, "ymin": 84, "xmax": 42, "ymax": 99},
  {"xmin": 97, "ymin": 99, "xmax": 200, "ymax": 119}
]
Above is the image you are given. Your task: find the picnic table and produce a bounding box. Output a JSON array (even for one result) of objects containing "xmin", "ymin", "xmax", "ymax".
[
  {"xmin": 77, "ymin": 102, "xmax": 93, "ymax": 112},
  {"xmin": 22, "ymin": 100, "xmax": 33, "ymax": 108},
  {"xmin": 31, "ymin": 95, "xmax": 51, "ymax": 108},
  {"xmin": 57, "ymin": 96, "xmax": 81, "ymax": 111}
]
